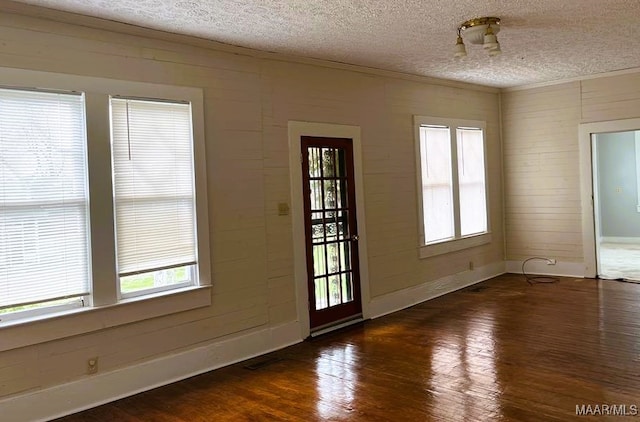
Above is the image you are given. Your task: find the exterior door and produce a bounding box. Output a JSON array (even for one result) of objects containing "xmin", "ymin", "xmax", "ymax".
[{"xmin": 301, "ymin": 136, "xmax": 362, "ymax": 330}]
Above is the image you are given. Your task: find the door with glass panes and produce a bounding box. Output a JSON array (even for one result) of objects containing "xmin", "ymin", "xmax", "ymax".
[{"xmin": 301, "ymin": 136, "xmax": 362, "ymax": 329}]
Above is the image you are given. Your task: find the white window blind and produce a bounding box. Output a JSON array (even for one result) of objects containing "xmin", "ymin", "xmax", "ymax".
[
  {"xmin": 420, "ymin": 126, "xmax": 454, "ymax": 243},
  {"xmin": 457, "ymin": 128, "xmax": 487, "ymax": 236},
  {"xmin": 110, "ymin": 98, "xmax": 197, "ymax": 280},
  {"xmin": 0, "ymin": 88, "xmax": 89, "ymax": 309}
]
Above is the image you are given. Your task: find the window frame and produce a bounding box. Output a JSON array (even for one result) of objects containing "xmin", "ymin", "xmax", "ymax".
[
  {"xmin": 0, "ymin": 67, "xmax": 211, "ymax": 352},
  {"xmin": 635, "ymin": 131, "xmax": 640, "ymax": 213},
  {"xmin": 414, "ymin": 116, "xmax": 491, "ymax": 259}
]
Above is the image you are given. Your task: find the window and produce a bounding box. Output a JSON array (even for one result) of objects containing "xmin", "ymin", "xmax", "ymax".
[
  {"xmin": 0, "ymin": 88, "xmax": 89, "ymax": 317},
  {"xmin": 0, "ymin": 68, "xmax": 210, "ymax": 335},
  {"xmin": 415, "ymin": 116, "xmax": 490, "ymax": 257},
  {"xmin": 457, "ymin": 127, "xmax": 488, "ymax": 236},
  {"xmin": 111, "ymin": 98, "xmax": 197, "ymax": 297}
]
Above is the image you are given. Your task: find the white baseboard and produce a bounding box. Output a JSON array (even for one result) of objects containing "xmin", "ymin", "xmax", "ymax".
[
  {"xmin": 1, "ymin": 321, "xmax": 301, "ymax": 422},
  {"xmin": 600, "ymin": 237, "xmax": 640, "ymax": 244},
  {"xmin": 506, "ymin": 260, "xmax": 586, "ymax": 278},
  {"xmin": 369, "ymin": 261, "xmax": 506, "ymax": 319}
]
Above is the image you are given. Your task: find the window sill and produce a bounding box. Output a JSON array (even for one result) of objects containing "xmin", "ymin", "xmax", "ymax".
[
  {"xmin": 419, "ymin": 233, "xmax": 492, "ymax": 259},
  {"xmin": 0, "ymin": 285, "xmax": 211, "ymax": 352}
]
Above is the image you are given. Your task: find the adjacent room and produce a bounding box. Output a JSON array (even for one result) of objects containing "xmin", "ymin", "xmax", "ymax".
[{"xmin": 1, "ymin": 0, "xmax": 639, "ymax": 420}]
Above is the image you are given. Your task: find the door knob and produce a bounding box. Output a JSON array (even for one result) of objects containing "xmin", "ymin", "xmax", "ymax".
[{"xmin": 351, "ymin": 234, "xmax": 359, "ymax": 241}]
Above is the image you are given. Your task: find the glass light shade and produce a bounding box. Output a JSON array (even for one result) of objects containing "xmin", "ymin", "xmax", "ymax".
[
  {"xmin": 454, "ymin": 37, "xmax": 467, "ymax": 58},
  {"xmin": 483, "ymin": 33, "xmax": 498, "ymax": 50},
  {"xmin": 488, "ymin": 42, "xmax": 502, "ymax": 56}
]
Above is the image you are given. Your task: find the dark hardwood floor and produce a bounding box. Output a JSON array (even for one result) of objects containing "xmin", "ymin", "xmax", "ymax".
[{"xmin": 55, "ymin": 274, "xmax": 640, "ymax": 421}]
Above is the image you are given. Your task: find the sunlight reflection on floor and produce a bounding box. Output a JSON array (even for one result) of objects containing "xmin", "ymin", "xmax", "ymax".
[{"xmin": 315, "ymin": 343, "xmax": 358, "ymax": 420}]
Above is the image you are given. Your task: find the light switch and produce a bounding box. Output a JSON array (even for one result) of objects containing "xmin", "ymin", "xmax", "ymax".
[{"xmin": 278, "ymin": 202, "xmax": 290, "ymax": 216}]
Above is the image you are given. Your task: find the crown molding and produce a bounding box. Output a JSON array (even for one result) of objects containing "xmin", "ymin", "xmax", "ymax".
[{"xmin": 502, "ymin": 67, "xmax": 640, "ymax": 92}]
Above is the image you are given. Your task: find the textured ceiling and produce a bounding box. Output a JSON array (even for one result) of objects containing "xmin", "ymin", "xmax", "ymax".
[{"xmin": 12, "ymin": 0, "xmax": 640, "ymax": 87}]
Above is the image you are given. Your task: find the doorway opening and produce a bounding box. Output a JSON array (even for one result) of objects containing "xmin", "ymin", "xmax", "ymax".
[
  {"xmin": 591, "ymin": 130, "xmax": 640, "ymax": 281},
  {"xmin": 579, "ymin": 118, "xmax": 640, "ymax": 282}
]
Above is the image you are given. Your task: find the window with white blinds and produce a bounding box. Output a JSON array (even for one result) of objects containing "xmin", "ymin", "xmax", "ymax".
[
  {"xmin": 0, "ymin": 88, "xmax": 89, "ymax": 311},
  {"xmin": 415, "ymin": 116, "xmax": 489, "ymax": 250},
  {"xmin": 420, "ymin": 126, "xmax": 454, "ymax": 243},
  {"xmin": 110, "ymin": 98, "xmax": 197, "ymax": 295},
  {"xmin": 0, "ymin": 68, "xmax": 209, "ymax": 331},
  {"xmin": 457, "ymin": 128, "xmax": 487, "ymax": 236}
]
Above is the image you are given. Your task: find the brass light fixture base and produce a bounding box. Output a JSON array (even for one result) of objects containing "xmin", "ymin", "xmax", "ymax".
[{"xmin": 459, "ymin": 17, "xmax": 501, "ymax": 31}]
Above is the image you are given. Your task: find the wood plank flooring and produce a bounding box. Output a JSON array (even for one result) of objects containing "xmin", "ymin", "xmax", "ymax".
[{"xmin": 55, "ymin": 274, "xmax": 640, "ymax": 421}]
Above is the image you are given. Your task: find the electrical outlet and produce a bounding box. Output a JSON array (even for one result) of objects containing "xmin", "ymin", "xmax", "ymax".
[
  {"xmin": 87, "ymin": 357, "xmax": 99, "ymax": 375},
  {"xmin": 547, "ymin": 259, "xmax": 557, "ymax": 265},
  {"xmin": 468, "ymin": 261, "xmax": 474, "ymax": 271}
]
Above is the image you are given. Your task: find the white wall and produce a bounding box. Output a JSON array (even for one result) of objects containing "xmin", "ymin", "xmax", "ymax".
[{"xmin": 0, "ymin": 2, "xmax": 504, "ymax": 414}]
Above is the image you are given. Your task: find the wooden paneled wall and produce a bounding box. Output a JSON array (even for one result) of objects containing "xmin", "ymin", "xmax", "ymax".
[
  {"xmin": 501, "ymin": 83, "xmax": 583, "ymax": 261},
  {"xmin": 502, "ymin": 72, "xmax": 640, "ymax": 263}
]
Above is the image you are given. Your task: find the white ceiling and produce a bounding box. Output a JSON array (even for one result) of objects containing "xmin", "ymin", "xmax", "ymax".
[{"xmin": 13, "ymin": 0, "xmax": 640, "ymax": 88}]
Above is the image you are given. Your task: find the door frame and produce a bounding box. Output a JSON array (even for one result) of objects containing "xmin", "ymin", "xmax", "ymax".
[
  {"xmin": 288, "ymin": 121, "xmax": 371, "ymax": 339},
  {"xmin": 579, "ymin": 117, "xmax": 640, "ymax": 278}
]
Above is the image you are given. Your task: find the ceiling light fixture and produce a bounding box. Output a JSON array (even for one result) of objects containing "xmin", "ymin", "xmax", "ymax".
[{"xmin": 454, "ymin": 17, "xmax": 501, "ymax": 58}]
